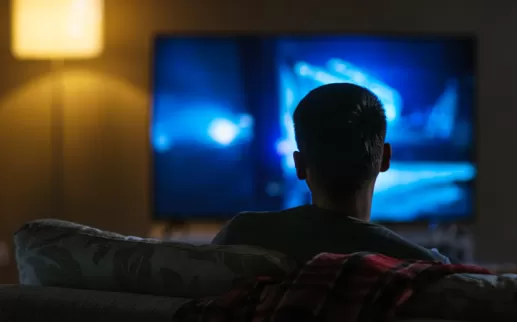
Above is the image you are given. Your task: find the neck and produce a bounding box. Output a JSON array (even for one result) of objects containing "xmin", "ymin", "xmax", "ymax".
[{"xmin": 311, "ymin": 184, "xmax": 374, "ymax": 221}]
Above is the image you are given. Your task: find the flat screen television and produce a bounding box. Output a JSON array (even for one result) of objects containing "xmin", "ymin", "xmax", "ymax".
[{"xmin": 151, "ymin": 34, "xmax": 476, "ymax": 223}]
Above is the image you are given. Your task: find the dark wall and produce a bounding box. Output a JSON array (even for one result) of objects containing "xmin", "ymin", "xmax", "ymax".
[{"xmin": 0, "ymin": 0, "xmax": 514, "ymax": 283}]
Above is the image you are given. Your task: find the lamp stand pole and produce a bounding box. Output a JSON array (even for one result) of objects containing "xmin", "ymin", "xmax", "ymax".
[{"xmin": 50, "ymin": 59, "xmax": 65, "ymax": 218}]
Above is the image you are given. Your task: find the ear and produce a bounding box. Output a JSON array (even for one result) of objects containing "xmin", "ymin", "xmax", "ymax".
[
  {"xmin": 293, "ymin": 151, "xmax": 307, "ymax": 180},
  {"xmin": 380, "ymin": 143, "xmax": 391, "ymax": 173}
]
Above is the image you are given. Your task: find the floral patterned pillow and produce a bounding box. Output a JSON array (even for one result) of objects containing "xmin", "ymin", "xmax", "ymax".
[{"xmin": 14, "ymin": 219, "xmax": 297, "ymax": 298}]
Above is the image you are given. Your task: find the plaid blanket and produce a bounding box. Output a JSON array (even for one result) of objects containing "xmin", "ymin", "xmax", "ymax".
[{"xmin": 176, "ymin": 252, "xmax": 492, "ymax": 322}]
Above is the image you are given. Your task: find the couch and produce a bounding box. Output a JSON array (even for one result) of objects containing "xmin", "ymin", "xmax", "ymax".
[{"xmin": 0, "ymin": 219, "xmax": 516, "ymax": 322}]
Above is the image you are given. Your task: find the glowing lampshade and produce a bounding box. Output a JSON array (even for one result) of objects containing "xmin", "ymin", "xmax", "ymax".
[{"xmin": 11, "ymin": 0, "xmax": 104, "ymax": 59}]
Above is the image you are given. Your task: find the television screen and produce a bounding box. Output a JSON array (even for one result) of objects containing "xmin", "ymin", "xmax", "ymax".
[{"xmin": 151, "ymin": 35, "xmax": 476, "ymax": 223}]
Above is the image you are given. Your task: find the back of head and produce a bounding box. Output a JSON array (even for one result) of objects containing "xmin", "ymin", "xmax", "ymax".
[{"xmin": 293, "ymin": 83, "xmax": 387, "ymax": 195}]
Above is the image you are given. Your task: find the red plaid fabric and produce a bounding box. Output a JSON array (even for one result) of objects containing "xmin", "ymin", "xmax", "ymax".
[{"xmin": 175, "ymin": 252, "xmax": 492, "ymax": 322}]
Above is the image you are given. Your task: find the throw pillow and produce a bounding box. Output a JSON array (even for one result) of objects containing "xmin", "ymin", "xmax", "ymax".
[{"xmin": 14, "ymin": 219, "xmax": 297, "ymax": 298}]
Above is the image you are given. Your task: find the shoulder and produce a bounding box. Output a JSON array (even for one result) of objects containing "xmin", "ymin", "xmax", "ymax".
[
  {"xmin": 210, "ymin": 211, "xmax": 272, "ymax": 245},
  {"xmin": 230, "ymin": 206, "xmax": 308, "ymax": 227},
  {"xmin": 368, "ymin": 224, "xmax": 450, "ymax": 263},
  {"xmin": 211, "ymin": 206, "xmax": 309, "ymax": 245}
]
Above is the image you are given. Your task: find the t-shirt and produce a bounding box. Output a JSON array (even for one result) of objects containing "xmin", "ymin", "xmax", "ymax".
[{"xmin": 211, "ymin": 205, "xmax": 450, "ymax": 264}]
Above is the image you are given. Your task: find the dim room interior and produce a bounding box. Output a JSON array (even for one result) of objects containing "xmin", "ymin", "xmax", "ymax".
[{"xmin": 2, "ymin": 0, "xmax": 517, "ymax": 321}]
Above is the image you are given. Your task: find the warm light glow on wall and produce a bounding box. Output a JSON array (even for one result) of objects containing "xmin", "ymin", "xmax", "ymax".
[{"xmin": 11, "ymin": 0, "xmax": 104, "ymax": 59}]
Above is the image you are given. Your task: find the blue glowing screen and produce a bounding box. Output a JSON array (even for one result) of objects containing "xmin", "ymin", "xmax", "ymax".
[{"xmin": 152, "ymin": 35, "xmax": 476, "ymax": 222}]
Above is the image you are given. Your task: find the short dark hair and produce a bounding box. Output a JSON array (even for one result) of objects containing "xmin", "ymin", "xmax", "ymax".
[{"xmin": 293, "ymin": 83, "xmax": 387, "ymax": 193}]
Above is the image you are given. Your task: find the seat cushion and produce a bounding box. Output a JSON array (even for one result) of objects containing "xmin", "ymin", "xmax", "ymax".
[
  {"xmin": 0, "ymin": 286, "xmax": 469, "ymax": 322},
  {"xmin": 14, "ymin": 219, "xmax": 297, "ymax": 298}
]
